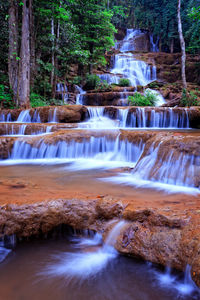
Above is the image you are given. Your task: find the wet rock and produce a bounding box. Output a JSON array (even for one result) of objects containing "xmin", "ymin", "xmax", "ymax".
[
  {"xmin": 0, "ymin": 137, "xmax": 16, "ymax": 159},
  {"xmin": 0, "ymin": 105, "xmax": 88, "ymax": 124}
]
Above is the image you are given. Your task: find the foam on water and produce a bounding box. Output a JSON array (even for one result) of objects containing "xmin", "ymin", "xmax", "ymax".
[
  {"xmin": 154, "ymin": 265, "xmax": 199, "ymax": 297},
  {"xmin": 41, "ymin": 221, "xmax": 126, "ymax": 279}
]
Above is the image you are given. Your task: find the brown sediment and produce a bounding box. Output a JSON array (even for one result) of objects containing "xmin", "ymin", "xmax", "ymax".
[{"xmin": 0, "ymin": 128, "xmax": 200, "ymax": 286}]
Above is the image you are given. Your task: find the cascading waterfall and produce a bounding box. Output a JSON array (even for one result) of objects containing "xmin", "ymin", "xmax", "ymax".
[
  {"xmin": 100, "ymin": 53, "xmax": 156, "ymax": 87},
  {"xmin": 127, "ymin": 108, "xmax": 190, "ymax": 128},
  {"xmin": 119, "ymin": 29, "xmax": 144, "ymax": 52},
  {"xmin": 82, "ymin": 106, "xmax": 190, "ymax": 129},
  {"xmin": 103, "ymin": 141, "xmax": 200, "ymax": 194},
  {"xmin": 99, "ymin": 29, "xmax": 157, "ymax": 88},
  {"xmin": 7, "ymin": 136, "xmax": 144, "ymax": 169},
  {"xmin": 16, "ymin": 109, "xmax": 41, "ymax": 123}
]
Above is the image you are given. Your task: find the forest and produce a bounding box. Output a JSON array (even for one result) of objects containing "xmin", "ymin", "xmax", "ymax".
[{"xmin": 0, "ymin": 0, "xmax": 199, "ymax": 108}]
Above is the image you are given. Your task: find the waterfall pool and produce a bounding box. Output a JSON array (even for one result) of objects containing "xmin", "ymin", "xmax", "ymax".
[{"xmin": 0, "ymin": 229, "xmax": 199, "ymax": 300}]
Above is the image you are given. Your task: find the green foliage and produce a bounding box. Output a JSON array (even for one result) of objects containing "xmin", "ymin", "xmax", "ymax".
[
  {"xmin": 128, "ymin": 91, "xmax": 157, "ymax": 106},
  {"xmin": 118, "ymin": 78, "xmax": 131, "ymax": 87},
  {"xmin": 186, "ymin": 5, "xmax": 200, "ymax": 53},
  {"xmin": 71, "ymin": 76, "xmax": 83, "ymax": 86},
  {"xmin": 180, "ymin": 89, "xmax": 198, "ymax": 107},
  {"xmin": 30, "ymin": 93, "xmax": 48, "ymax": 107},
  {"xmin": 0, "ymin": 84, "xmax": 14, "ymax": 108},
  {"xmin": 95, "ymin": 80, "xmax": 111, "ymax": 91},
  {"xmin": 84, "ymin": 74, "xmax": 101, "ymax": 90}
]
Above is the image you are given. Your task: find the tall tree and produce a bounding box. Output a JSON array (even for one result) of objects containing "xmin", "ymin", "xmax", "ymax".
[
  {"xmin": 177, "ymin": 0, "xmax": 187, "ymax": 89},
  {"xmin": 17, "ymin": 0, "xmax": 31, "ymax": 107},
  {"xmin": 8, "ymin": 0, "xmax": 19, "ymax": 103}
]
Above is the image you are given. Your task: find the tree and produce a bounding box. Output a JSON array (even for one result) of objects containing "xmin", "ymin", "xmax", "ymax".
[
  {"xmin": 177, "ymin": 0, "xmax": 187, "ymax": 89},
  {"xmin": 8, "ymin": 0, "xmax": 19, "ymax": 103},
  {"xmin": 69, "ymin": 0, "xmax": 116, "ymax": 73},
  {"xmin": 17, "ymin": 0, "xmax": 31, "ymax": 108}
]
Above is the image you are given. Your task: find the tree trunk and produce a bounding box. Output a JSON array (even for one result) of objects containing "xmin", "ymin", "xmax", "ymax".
[
  {"xmin": 50, "ymin": 17, "xmax": 55, "ymax": 89},
  {"xmin": 177, "ymin": 0, "xmax": 187, "ymax": 89},
  {"xmin": 8, "ymin": 0, "xmax": 19, "ymax": 103},
  {"xmin": 17, "ymin": 0, "xmax": 31, "ymax": 108},
  {"xmin": 52, "ymin": 20, "xmax": 60, "ymax": 99},
  {"xmin": 30, "ymin": 0, "xmax": 36, "ymax": 89},
  {"xmin": 170, "ymin": 38, "xmax": 174, "ymax": 53}
]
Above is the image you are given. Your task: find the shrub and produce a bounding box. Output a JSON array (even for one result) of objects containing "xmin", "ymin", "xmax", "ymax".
[
  {"xmin": 0, "ymin": 84, "xmax": 14, "ymax": 108},
  {"xmin": 118, "ymin": 78, "xmax": 131, "ymax": 87},
  {"xmin": 128, "ymin": 91, "xmax": 157, "ymax": 106},
  {"xmin": 30, "ymin": 93, "xmax": 47, "ymax": 107},
  {"xmin": 72, "ymin": 76, "xmax": 83, "ymax": 86},
  {"xmin": 181, "ymin": 89, "xmax": 198, "ymax": 107},
  {"xmin": 95, "ymin": 80, "xmax": 111, "ymax": 91},
  {"xmin": 84, "ymin": 74, "xmax": 101, "ymax": 90}
]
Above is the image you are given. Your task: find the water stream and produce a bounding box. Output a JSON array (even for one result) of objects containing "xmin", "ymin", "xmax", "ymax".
[{"xmin": 0, "ymin": 28, "xmax": 199, "ymax": 299}]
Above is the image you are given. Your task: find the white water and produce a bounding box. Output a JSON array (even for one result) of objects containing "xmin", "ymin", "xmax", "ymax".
[
  {"xmin": 42, "ymin": 221, "xmax": 126, "ymax": 279},
  {"xmin": 81, "ymin": 106, "xmax": 190, "ymax": 129},
  {"xmin": 0, "ymin": 112, "xmax": 11, "ymax": 122},
  {"xmin": 145, "ymin": 89, "xmax": 166, "ymax": 106},
  {"xmin": 150, "ymin": 34, "xmax": 159, "ymax": 52},
  {"xmin": 80, "ymin": 107, "xmax": 118, "ymax": 129},
  {"xmin": 2, "ymin": 137, "xmax": 143, "ymax": 171},
  {"xmin": 101, "ymin": 142, "xmax": 200, "ymax": 195},
  {"xmin": 17, "ymin": 110, "xmax": 32, "ymax": 123},
  {"xmin": 110, "ymin": 53, "xmax": 156, "ymax": 87},
  {"xmin": 56, "ymin": 83, "xmax": 68, "ymax": 104},
  {"xmin": 154, "ymin": 265, "xmax": 198, "ymax": 296},
  {"xmin": 99, "ymin": 29, "xmax": 157, "ymax": 88},
  {"xmin": 120, "ymin": 29, "xmax": 145, "ymax": 52},
  {"xmin": 76, "ymin": 86, "xmax": 86, "ymax": 105},
  {"xmin": 48, "ymin": 108, "xmax": 58, "ymax": 123},
  {"xmin": 0, "ymin": 235, "xmax": 16, "ymax": 263}
]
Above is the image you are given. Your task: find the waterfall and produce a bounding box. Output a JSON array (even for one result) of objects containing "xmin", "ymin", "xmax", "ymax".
[
  {"xmin": 155, "ymin": 265, "xmax": 198, "ymax": 296},
  {"xmin": 32, "ymin": 110, "xmax": 41, "ymax": 123},
  {"xmin": 150, "ymin": 34, "xmax": 159, "ymax": 52},
  {"xmin": 82, "ymin": 107, "xmax": 190, "ymax": 129},
  {"xmin": 110, "ymin": 53, "xmax": 156, "ymax": 87},
  {"xmin": 127, "ymin": 108, "xmax": 190, "ymax": 128},
  {"xmin": 118, "ymin": 108, "xmax": 129, "ymax": 127},
  {"xmin": 98, "ymin": 28, "xmax": 157, "ymax": 88},
  {"xmin": 120, "ymin": 29, "xmax": 144, "ymax": 52},
  {"xmin": 8, "ymin": 137, "xmax": 143, "ymax": 167},
  {"xmin": 79, "ymin": 107, "xmax": 118, "ymax": 129},
  {"xmin": 42, "ymin": 221, "xmax": 126, "ymax": 279},
  {"xmin": 56, "ymin": 83, "xmax": 68, "ymax": 104},
  {"xmin": 18, "ymin": 124, "xmax": 27, "ymax": 135},
  {"xmin": 16, "ymin": 110, "xmax": 32, "ymax": 123},
  {"xmin": 0, "ymin": 235, "xmax": 16, "ymax": 263},
  {"xmin": 0, "ymin": 112, "xmax": 12, "ymax": 122},
  {"xmin": 103, "ymin": 141, "xmax": 200, "ymax": 194},
  {"xmin": 76, "ymin": 86, "xmax": 86, "ymax": 105},
  {"xmin": 48, "ymin": 108, "xmax": 58, "ymax": 123}
]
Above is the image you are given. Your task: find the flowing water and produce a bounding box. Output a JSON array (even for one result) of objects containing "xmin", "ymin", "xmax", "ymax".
[
  {"xmin": 0, "ymin": 229, "xmax": 199, "ymax": 300},
  {"xmin": 98, "ymin": 29, "xmax": 157, "ymax": 89},
  {"xmin": 0, "ymin": 28, "xmax": 199, "ymax": 299}
]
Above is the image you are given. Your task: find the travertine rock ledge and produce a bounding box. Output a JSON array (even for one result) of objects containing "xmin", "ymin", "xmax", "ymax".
[{"xmin": 1, "ymin": 198, "xmax": 200, "ymax": 288}]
